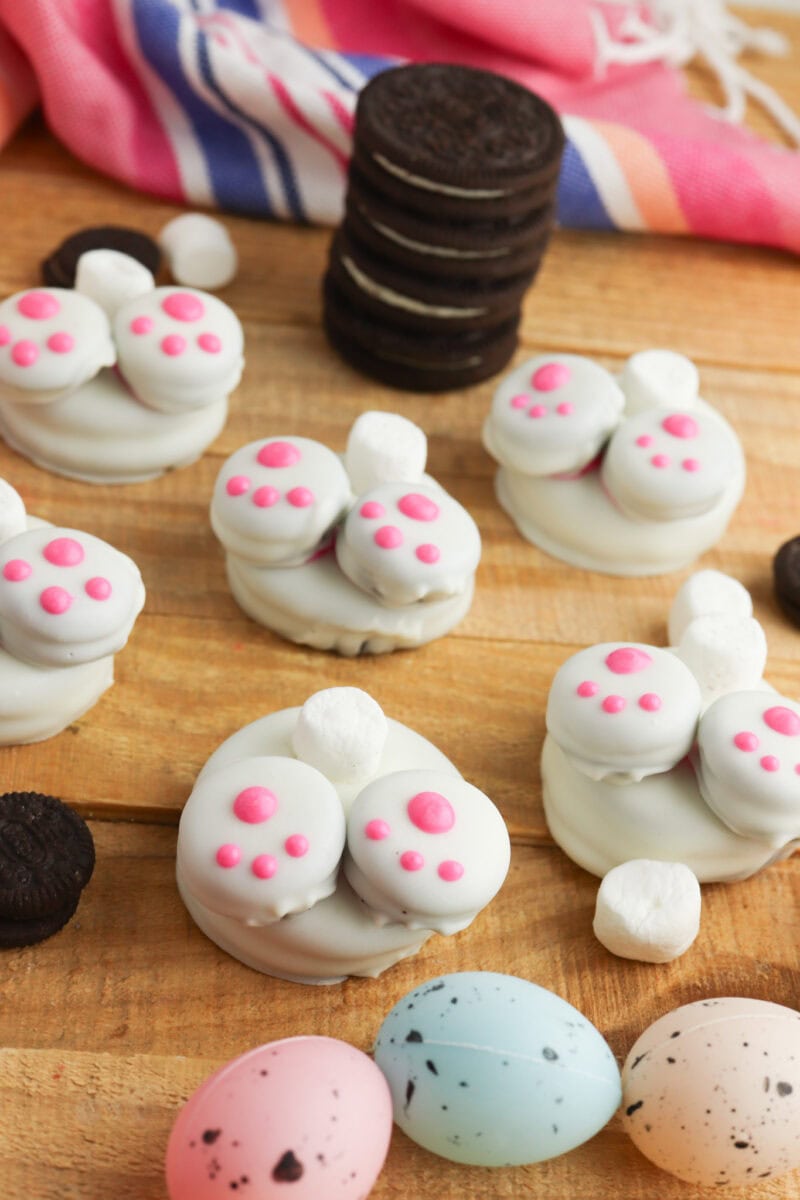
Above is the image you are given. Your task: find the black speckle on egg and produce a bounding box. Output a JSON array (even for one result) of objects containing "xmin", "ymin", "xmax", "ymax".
[
  {"xmin": 405, "ymin": 1080, "xmax": 415, "ymax": 1110},
  {"xmin": 202, "ymin": 1129, "xmax": 221, "ymax": 1145},
  {"xmin": 764, "ymin": 1077, "xmax": 770, "ymax": 1092},
  {"xmin": 777, "ymin": 1081, "xmax": 793, "ymax": 1096},
  {"xmin": 450, "ymin": 997, "xmax": 458, "ymax": 1005},
  {"xmin": 734, "ymin": 1141, "xmax": 750, "ymax": 1150},
  {"xmin": 425, "ymin": 1060, "xmax": 438, "ymax": 1075},
  {"xmin": 459, "ymin": 1081, "xmax": 469, "ymax": 1088},
  {"xmin": 552, "ymin": 1124, "xmax": 558, "ymax": 1134},
  {"xmin": 406, "ymin": 1030, "xmax": 423, "ymax": 1043},
  {"xmin": 626, "ymin": 1100, "xmax": 644, "ymax": 1117},
  {"xmin": 667, "ymin": 1057, "xmax": 676, "ymax": 1064},
  {"xmin": 272, "ymin": 1150, "xmax": 303, "ymax": 1183},
  {"xmin": 670, "ymin": 1031, "xmax": 681, "ymax": 1039},
  {"xmin": 631, "ymin": 1053, "xmax": 647, "ymax": 1070},
  {"xmin": 542, "ymin": 1047, "xmax": 558, "ymax": 1062},
  {"xmin": 423, "ymin": 982, "xmax": 445, "ymax": 995}
]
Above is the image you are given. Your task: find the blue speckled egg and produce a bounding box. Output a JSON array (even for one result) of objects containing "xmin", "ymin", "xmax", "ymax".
[{"xmin": 373, "ymin": 971, "xmax": 621, "ymax": 1166}]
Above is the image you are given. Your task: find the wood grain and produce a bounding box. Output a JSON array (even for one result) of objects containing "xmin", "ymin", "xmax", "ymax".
[{"xmin": 2, "ymin": 13, "xmax": 800, "ymax": 1197}]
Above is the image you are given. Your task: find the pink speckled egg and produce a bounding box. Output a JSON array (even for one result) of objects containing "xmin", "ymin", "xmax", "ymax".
[
  {"xmin": 622, "ymin": 997, "xmax": 800, "ymax": 1188},
  {"xmin": 166, "ymin": 1037, "xmax": 392, "ymax": 1199}
]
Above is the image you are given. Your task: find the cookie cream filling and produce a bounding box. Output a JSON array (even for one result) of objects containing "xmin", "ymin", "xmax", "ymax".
[
  {"xmin": 342, "ymin": 256, "xmax": 485, "ymax": 318},
  {"xmin": 367, "ymin": 214, "xmax": 510, "ymax": 260},
  {"xmin": 373, "ymin": 152, "xmax": 508, "ymax": 198}
]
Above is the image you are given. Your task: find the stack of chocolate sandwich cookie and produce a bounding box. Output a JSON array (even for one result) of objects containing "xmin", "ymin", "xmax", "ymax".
[{"xmin": 324, "ymin": 62, "xmax": 565, "ymax": 392}]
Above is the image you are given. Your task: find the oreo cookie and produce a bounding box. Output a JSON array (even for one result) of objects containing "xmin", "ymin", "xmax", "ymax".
[
  {"xmin": 42, "ymin": 226, "xmax": 161, "ymax": 288},
  {"xmin": 0, "ymin": 791, "xmax": 95, "ymax": 947},
  {"xmin": 774, "ymin": 536, "xmax": 800, "ymax": 627}
]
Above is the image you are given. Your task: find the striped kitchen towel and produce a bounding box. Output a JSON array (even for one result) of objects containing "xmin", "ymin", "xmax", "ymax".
[{"xmin": 0, "ymin": 0, "xmax": 798, "ymax": 252}]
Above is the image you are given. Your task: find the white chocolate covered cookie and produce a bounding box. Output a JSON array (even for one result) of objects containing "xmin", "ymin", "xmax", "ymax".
[
  {"xmin": 0, "ymin": 478, "xmax": 26, "ymax": 544},
  {"xmin": 694, "ymin": 693, "xmax": 800, "ymax": 848},
  {"xmin": 336, "ymin": 481, "xmax": 480, "ymax": 606},
  {"xmin": 211, "ymin": 436, "xmax": 351, "ymax": 566},
  {"xmin": 343, "ymin": 768, "xmax": 510, "ymax": 934},
  {"xmin": 0, "ymin": 526, "xmax": 145, "ymax": 667},
  {"xmin": 546, "ymin": 643, "xmax": 702, "ymax": 784},
  {"xmin": 0, "ymin": 645, "xmax": 114, "ymax": 745},
  {"xmin": 114, "ymin": 286, "xmax": 243, "ymax": 413},
  {"xmin": 178, "ymin": 756, "xmax": 346, "ymax": 925},
  {"xmin": 0, "ymin": 288, "xmax": 115, "ymax": 404},
  {"xmin": 483, "ymin": 353, "xmax": 624, "ymax": 476}
]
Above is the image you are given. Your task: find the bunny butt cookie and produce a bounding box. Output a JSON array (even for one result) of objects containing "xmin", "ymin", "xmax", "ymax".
[
  {"xmin": 213, "ymin": 415, "xmax": 480, "ymax": 655},
  {"xmin": 178, "ymin": 689, "xmax": 509, "ymax": 981},
  {"xmin": 485, "ymin": 350, "xmax": 745, "ymax": 576}
]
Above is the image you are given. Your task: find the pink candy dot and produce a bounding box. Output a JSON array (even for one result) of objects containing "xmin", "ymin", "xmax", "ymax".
[
  {"xmin": 734, "ymin": 731, "xmax": 759, "ymax": 752},
  {"xmin": 226, "ymin": 475, "xmax": 250, "ymax": 496},
  {"xmin": 233, "ymin": 786, "xmax": 277, "ymax": 824},
  {"xmin": 639, "ymin": 693, "xmax": 662, "ymax": 712},
  {"xmin": 662, "ymin": 413, "xmax": 698, "ymax": 440},
  {"xmin": 252, "ymin": 854, "xmax": 278, "ymax": 879},
  {"xmin": 602, "ymin": 695, "xmax": 626, "ymax": 714},
  {"xmin": 682, "ymin": 459, "xmax": 701, "ymax": 472},
  {"xmin": 636, "ymin": 434, "xmax": 654, "ymax": 448},
  {"xmin": 651, "ymin": 454, "xmax": 670, "ymax": 469},
  {"xmin": 287, "ymin": 487, "xmax": 314, "ymax": 508},
  {"xmin": 375, "ymin": 525, "xmax": 403, "ymax": 550},
  {"xmin": 416, "ymin": 544, "xmax": 440, "ymax": 564},
  {"xmin": 400, "ymin": 850, "xmax": 424, "ymax": 872},
  {"xmin": 365, "ymin": 819, "xmax": 390, "ymax": 841},
  {"xmin": 408, "ymin": 791, "xmax": 455, "ymax": 835},
  {"xmin": 556, "ymin": 402, "xmax": 574, "ymax": 416},
  {"xmin": 253, "ymin": 486, "xmax": 280, "ymax": 508},
  {"xmin": 0, "ymin": 326, "xmax": 10, "ymax": 346},
  {"xmin": 577, "ymin": 680, "xmax": 598, "ymax": 698},
  {"xmin": 760, "ymin": 755, "xmax": 780, "ymax": 772},
  {"xmin": 257, "ymin": 441, "xmax": 300, "ymax": 468},
  {"xmin": 360, "ymin": 501, "xmax": 385, "ymax": 519},
  {"xmin": 130, "ymin": 316, "xmax": 153, "ymax": 335},
  {"xmin": 285, "ymin": 834, "xmax": 309, "ymax": 858},
  {"xmin": 39, "ymin": 586, "xmax": 73, "ymax": 615},
  {"xmin": 398, "ymin": 493, "xmax": 439, "ymax": 522},
  {"xmin": 511, "ymin": 394, "xmax": 529, "ymax": 409},
  {"xmin": 85, "ymin": 577, "xmax": 112, "ymax": 601},
  {"xmin": 438, "ymin": 860, "xmax": 464, "ymax": 882},
  {"xmin": 763, "ymin": 706, "xmax": 800, "ymax": 737},
  {"xmin": 12, "ymin": 340, "xmax": 38, "ymax": 367},
  {"xmin": 17, "ymin": 291, "xmax": 60, "ymax": 320},
  {"xmin": 161, "ymin": 334, "xmax": 186, "ymax": 357},
  {"xmin": 528, "ymin": 404, "xmax": 548, "ymax": 419},
  {"xmin": 532, "ymin": 361, "xmax": 571, "ymax": 391},
  {"xmin": 2, "ymin": 559, "xmax": 31, "ymax": 582},
  {"xmin": 162, "ymin": 291, "xmax": 205, "ymax": 322},
  {"xmin": 605, "ymin": 647, "xmax": 653, "ymax": 675},
  {"xmin": 198, "ymin": 332, "xmax": 221, "ymax": 354},
  {"xmin": 47, "ymin": 332, "xmax": 74, "ymax": 354},
  {"xmin": 216, "ymin": 844, "xmax": 241, "ymax": 869},
  {"xmin": 44, "ymin": 537, "xmax": 84, "ymax": 567}
]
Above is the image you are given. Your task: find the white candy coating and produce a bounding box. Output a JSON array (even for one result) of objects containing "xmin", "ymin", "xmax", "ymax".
[
  {"xmin": 620, "ymin": 349, "xmax": 699, "ymax": 416},
  {"xmin": 345, "ymin": 410, "xmax": 427, "ymax": 494},
  {"xmin": 593, "ymin": 859, "xmax": 702, "ymax": 963},
  {"xmin": 159, "ymin": 213, "xmax": 238, "ymax": 289},
  {"xmin": 75, "ymin": 249, "xmax": 155, "ymax": 318},
  {"xmin": 0, "ymin": 478, "xmax": 26, "ymax": 544},
  {"xmin": 675, "ymin": 614, "xmax": 767, "ymax": 703},
  {"xmin": 292, "ymin": 687, "xmax": 388, "ymax": 785},
  {"xmin": 668, "ymin": 569, "xmax": 753, "ymax": 645}
]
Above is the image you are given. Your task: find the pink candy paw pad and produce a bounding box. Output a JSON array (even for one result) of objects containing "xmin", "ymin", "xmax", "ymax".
[
  {"xmin": 128, "ymin": 292, "xmax": 225, "ymax": 357},
  {"xmin": 363, "ymin": 790, "xmax": 464, "ymax": 882}
]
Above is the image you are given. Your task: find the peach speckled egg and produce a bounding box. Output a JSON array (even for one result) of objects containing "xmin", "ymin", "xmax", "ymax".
[
  {"xmin": 166, "ymin": 1036, "xmax": 392, "ymax": 1199},
  {"xmin": 622, "ymin": 997, "xmax": 800, "ymax": 1188}
]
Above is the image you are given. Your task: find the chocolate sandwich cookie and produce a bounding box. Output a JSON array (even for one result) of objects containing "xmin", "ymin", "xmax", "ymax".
[
  {"xmin": 0, "ymin": 791, "xmax": 95, "ymax": 947},
  {"xmin": 352, "ymin": 63, "xmax": 565, "ymax": 221},
  {"xmin": 774, "ymin": 536, "xmax": 800, "ymax": 627},
  {"xmin": 42, "ymin": 225, "xmax": 161, "ymax": 288}
]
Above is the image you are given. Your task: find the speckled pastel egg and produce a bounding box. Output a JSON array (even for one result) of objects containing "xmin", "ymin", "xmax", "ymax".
[
  {"xmin": 166, "ymin": 1036, "xmax": 392, "ymax": 1199},
  {"xmin": 373, "ymin": 971, "xmax": 621, "ymax": 1166},
  {"xmin": 622, "ymin": 997, "xmax": 800, "ymax": 1188}
]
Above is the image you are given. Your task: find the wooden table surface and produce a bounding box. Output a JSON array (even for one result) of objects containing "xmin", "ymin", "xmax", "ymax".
[{"xmin": 2, "ymin": 15, "xmax": 800, "ymax": 1198}]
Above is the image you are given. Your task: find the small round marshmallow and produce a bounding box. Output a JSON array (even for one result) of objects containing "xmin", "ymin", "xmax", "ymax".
[
  {"xmin": 620, "ymin": 350, "xmax": 699, "ymax": 417},
  {"xmin": 668, "ymin": 569, "xmax": 753, "ymax": 645},
  {"xmin": 0, "ymin": 479, "xmax": 26, "ymax": 544},
  {"xmin": 675, "ymin": 614, "xmax": 767, "ymax": 703},
  {"xmin": 546, "ymin": 642, "xmax": 703, "ymax": 784},
  {"xmin": 75, "ymin": 248, "xmax": 155, "ymax": 318},
  {"xmin": 292, "ymin": 687, "xmax": 388, "ymax": 785},
  {"xmin": 159, "ymin": 213, "xmax": 238, "ymax": 290},
  {"xmin": 211, "ymin": 436, "xmax": 351, "ymax": 567},
  {"xmin": 483, "ymin": 353, "xmax": 624, "ymax": 477},
  {"xmin": 344, "ymin": 411, "xmax": 427, "ymax": 494},
  {"xmin": 593, "ymin": 859, "xmax": 701, "ymax": 963},
  {"xmin": 336, "ymin": 480, "xmax": 480, "ymax": 606}
]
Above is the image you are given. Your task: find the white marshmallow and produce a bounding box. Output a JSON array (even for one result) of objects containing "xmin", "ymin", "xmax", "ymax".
[
  {"xmin": 593, "ymin": 859, "xmax": 701, "ymax": 963},
  {"xmin": 621, "ymin": 349, "xmax": 699, "ymax": 416},
  {"xmin": 0, "ymin": 479, "xmax": 26, "ymax": 544},
  {"xmin": 75, "ymin": 249, "xmax": 155, "ymax": 318},
  {"xmin": 668, "ymin": 569, "xmax": 752, "ymax": 646},
  {"xmin": 344, "ymin": 411, "xmax": 427, "ymax": 495},
  {"xmin": 159, "ymin": 213, "xmax": 238, "ymax": 289},
  {"xmin": 292, "ymin": 687, "xmax": 388, "ymax": 785},
  {"xmin": 676, "ymin": 614, "xmax": 768, "ymax": 703}
]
